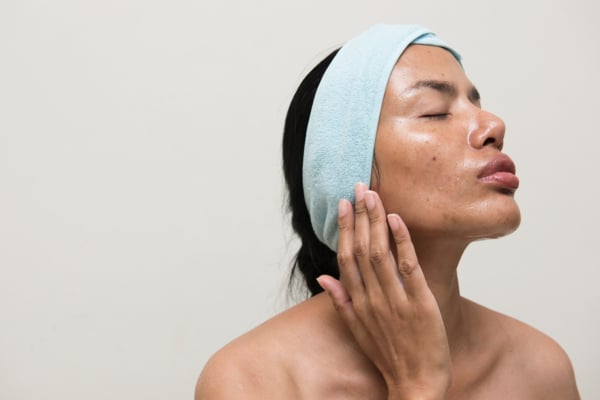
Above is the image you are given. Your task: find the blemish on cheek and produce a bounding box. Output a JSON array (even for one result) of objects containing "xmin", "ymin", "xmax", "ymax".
[{"xmin": 432, "ymin": 156, "xmax": 437, "ymax": 161}]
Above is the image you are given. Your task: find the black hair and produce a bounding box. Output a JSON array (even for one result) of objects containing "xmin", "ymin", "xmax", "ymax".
[{"xmin": 282, "ymin": 49, "xmax": 340, "ymax": 297}]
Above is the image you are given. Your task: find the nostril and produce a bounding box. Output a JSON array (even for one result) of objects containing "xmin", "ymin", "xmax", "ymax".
[{"xmin": 483, "ymin": 137, "xmax": 496, "ymax": 146}]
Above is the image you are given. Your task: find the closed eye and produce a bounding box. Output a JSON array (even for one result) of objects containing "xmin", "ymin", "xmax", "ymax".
[{"xmin": 421, "ymin": 113, "xmax": 450, "ymax": 120}]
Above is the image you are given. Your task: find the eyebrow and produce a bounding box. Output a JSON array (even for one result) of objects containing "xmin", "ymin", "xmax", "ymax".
[{"xmin": 406, "ymin": 80, "xmax": 481, "ymax": 103}]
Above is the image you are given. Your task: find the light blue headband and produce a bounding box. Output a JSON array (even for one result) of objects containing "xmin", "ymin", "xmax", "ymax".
[{"xmin": 302, "ymin": 24, "xmax": 461, "ymax": 251}]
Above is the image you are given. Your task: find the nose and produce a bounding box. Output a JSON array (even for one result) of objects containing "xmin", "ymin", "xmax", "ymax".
[{"xmin": 467, "ymin": 110, "xmax": 506, "ymax": 151}]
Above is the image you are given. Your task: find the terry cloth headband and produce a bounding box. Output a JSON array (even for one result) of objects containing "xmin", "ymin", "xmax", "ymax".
[{"xmin": 302, "ymin": 24, "xmax": 461, "ymax": 251}]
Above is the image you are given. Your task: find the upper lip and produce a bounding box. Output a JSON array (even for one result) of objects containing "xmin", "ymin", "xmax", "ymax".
[{"xmin": 478, "ymin": 154, "xmax": 517, "ymax": 178}]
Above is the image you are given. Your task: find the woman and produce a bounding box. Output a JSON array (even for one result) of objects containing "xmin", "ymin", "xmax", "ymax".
[{"xmin": 196, "ymin": 25, "xmax": 579, "ymax": 399}]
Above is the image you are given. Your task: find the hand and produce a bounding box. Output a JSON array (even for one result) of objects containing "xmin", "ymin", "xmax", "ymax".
[{"xmin": 317, "ymin": 183, "xmax": 452, "ymax": 400}]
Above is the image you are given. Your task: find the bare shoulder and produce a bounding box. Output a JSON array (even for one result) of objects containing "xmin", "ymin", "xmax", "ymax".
[
  {"xmin": 195, "ymin": 294, "xmax": 349, "ymax": 400},
  {"xmin": 195, "ymin": 332, "xmax": 291, "ymax": 400},
  {"xmin": 501, "ymin": 315, "xmax": 580, "ymax": 399},
  {"xmin": 464, "ymin": 298, "xmax": 580, "ymax": 399},
  {"xmin": 195, "ymin": 344, "xmax": 255, "ymax": 400},
  {"xmin": 194, "ymin": 306, "xmax": 302, "ymax": 400}
]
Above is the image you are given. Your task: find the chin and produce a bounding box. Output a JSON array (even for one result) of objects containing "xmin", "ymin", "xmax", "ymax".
[
  {"xmin": 456, "ymin": 197, "xmax": 521, "ymax": 241},
  {"xmin": 475, "ymin": 205, "xmax": 521, "ymax": 240}
]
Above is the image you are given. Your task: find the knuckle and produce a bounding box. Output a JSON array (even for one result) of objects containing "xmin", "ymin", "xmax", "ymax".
[
  {"xmin": 354, "ymin": 240, "xmax": 368, "ymax": 258},
  {"xmin": 393, "ymin": 233, "xmax": 409, "ymax": 245},
  {"xmin": 353, "ymin": 295, "xmax": 369, "ymax": 314},
  {"xmin": 368, "ymin": 210, "xmax": 382, "ymax": 224},
  {"xmin": 337, "ymin": 216, "xmax": 350, "ymax": 231},
  {"xmin": 398, "ymin": 258, "xmax": 419, "ymax": 276},
  {"xmin": 370, "ymin": 297, "xmax": 386, "ymax": 316},
  {"xmin": 336, "ymin": 251, "xmax": 352, "ymax": 269},
  {"xmin": 332, "ymin": 299, "xmax": 345, "ymax": 313},
  {"xmin": 354, "ymin": 203, "xmax": 367, "ymax": 216},
  {"xmin": 369, "ymin": 246, "xmax": 386, "ymax": 266}
]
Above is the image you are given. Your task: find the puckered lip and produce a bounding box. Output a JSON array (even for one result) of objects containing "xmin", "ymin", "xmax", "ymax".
[{"xmin": 477, "ymin": 154, "xmax": 517, "ymax": 179}]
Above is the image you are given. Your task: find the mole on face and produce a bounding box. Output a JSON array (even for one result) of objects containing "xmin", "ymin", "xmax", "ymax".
[{"xmin": 432, "ymin": 156, "xmax": 437, "ymax": 161}]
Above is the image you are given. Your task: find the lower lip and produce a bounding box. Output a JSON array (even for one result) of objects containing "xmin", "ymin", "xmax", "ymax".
[{"xmin": 479, "ymin": 172, "xmax": 520, "ymax": 190}]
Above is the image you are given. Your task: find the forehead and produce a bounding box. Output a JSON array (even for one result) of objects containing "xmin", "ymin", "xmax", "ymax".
[{"xmin": 386, "ymin": 44, "xmax": 469, "ymax": 93}]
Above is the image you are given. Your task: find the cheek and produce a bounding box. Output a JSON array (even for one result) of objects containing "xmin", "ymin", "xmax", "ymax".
[
  {"xmin": 407, "ymin": 150, "xmax": 462, "ymax": 198},
  {"xmin": 374, "ymin": 126, "xmax": 468, "ymax": 207},
  {"xmin": 376, "ymin": 144, "xmax": 458, "ymax": 205}
]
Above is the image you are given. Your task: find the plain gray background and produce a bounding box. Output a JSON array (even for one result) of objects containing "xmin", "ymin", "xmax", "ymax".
[{"xmin": 1, "ymin": 0, "xmax": 598, "ymax": 399}]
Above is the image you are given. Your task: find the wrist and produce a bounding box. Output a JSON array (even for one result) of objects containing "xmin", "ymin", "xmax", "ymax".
[
  {"xmin": 387, "ymin": 393, "xmax": 447, "ymax": 400},
  {"xmin": 386, "ymin": 383, "xmax": 449, "ymax": 400}
]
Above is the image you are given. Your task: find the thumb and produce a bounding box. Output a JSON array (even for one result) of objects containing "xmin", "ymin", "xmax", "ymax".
[{"xmin": 317, "ymin": 275, "xmax": 356, "ymax": 324}]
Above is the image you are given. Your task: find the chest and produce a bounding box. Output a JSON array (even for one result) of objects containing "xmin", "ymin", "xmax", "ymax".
[
  {"xmin": 290, "ymin": 354, "xmax": 535, "ymax": 400},
  {"xmin": 287, "ymin": 348, "xmax": 387, "ymax": 400}
]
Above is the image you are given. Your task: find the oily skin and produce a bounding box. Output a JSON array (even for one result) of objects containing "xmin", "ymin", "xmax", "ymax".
[
  {"xmin": 196, "ymin": 45, "xmax": 580, "ymax": 400},
  {"xmin": 373, "ymin": 44, "xmax": 521, "ymax": 243},
  {"xmin": 319, "ymin": 45, "xmax": 524, "ymax": 398}
]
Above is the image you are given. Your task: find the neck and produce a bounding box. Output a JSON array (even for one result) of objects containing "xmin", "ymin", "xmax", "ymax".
[{"xmin": 412, "ymin": 236, "xmax": 470, "ymax": 357}]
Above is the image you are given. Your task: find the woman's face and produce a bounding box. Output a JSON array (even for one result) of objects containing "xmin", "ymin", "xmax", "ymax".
[{"xmin": 373, "ymin": 44, "xmax": 521, "ymax": 241}]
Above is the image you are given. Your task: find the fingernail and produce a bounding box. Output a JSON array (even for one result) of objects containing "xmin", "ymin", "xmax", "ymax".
[
  {"xmin": 316, "ymin": 275, "xmax": 326, "ymax": 289},
  {"xmin": 387, "ymin": 214, "xmax": 399, "ymax": 230},
  {"xmin": 338, "ymin": 199, "xmax": 347, "ymax": 217},
  {"xmin": 365, "ymin": 191, "xmax": 375, "ymax": 210},
  {"xmin": 354, "ymin": 182, "xmax": 366, "ymax": 202}
]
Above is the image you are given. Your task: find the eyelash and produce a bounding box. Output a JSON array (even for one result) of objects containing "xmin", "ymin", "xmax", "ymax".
[{"xmin": 421, "ymin": 113, "xmax": 450, "ymax": 120}]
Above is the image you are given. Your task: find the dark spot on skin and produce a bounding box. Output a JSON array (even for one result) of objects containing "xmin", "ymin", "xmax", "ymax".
[{"xmin": 432, "ymin": 156, "xmax": 437, "ymax": 161}]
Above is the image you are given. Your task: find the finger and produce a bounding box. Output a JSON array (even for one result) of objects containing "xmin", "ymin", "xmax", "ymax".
[
  {"xmin": 353, "ymin": 183, "xmax": 380, "ymax": 290},
  {"xmin": 337, "ymin": 198, "xmax": 363, "ymax": 295},
  {"xmin": 386, "ymin": 213, "xmax": 428, "ymax": 298},
  {"xmin": 364, "ymin": 191, "xmax": 406, "ymax": 303},
  {"xmin": 316, "ymin": 275, "xmax": 357, "ymax": 326}
]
